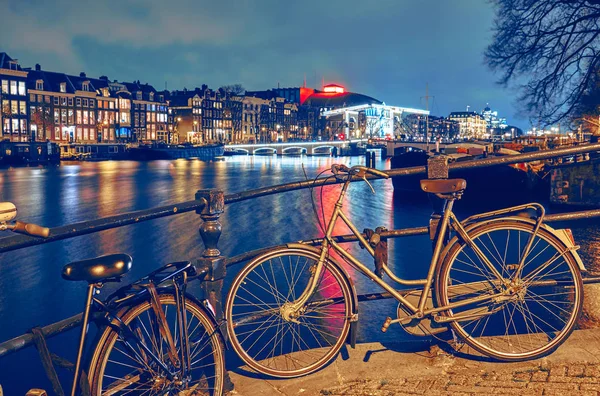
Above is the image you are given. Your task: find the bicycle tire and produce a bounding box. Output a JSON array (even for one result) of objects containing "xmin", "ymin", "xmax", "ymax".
[
  {"xmin": 87, "ymin": 293, "xmax": 225, "ymax": 395},
  {"xmin": 436, "ymin": 220, "xmax": 583, "ymax": 361},
  {"xmin": 226, "ymin": 247, "xmax": 353, "ymax": 378}
]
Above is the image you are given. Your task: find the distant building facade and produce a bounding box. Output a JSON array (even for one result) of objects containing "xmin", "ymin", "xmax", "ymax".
[
  {"xmin": 448, "ymin": 111, "xmax": 488, "ymax": 139},
  {"xmin": 1, "ymin": 53, "xmax": 29, "ymax": 142}
]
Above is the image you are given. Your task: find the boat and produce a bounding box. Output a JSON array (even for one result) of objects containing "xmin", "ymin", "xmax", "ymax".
[
  {"xmin": 128, "ymin": 143, "xmax": 225, "ymax": 160},
  {"xmin": 390, "ymin": 143, "xmax": 547, "ymax": 205},
  {"xmin": 0, "ymin": 141, "xmax": 60, "ymax": 166},
  {"xmin": 60, "ymin": 143, "xmax": 129, "ymax": 161}
]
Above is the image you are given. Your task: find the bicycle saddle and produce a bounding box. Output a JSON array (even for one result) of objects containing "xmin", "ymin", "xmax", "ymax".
[
  {"xmin": 420, "ymin": 178, "xmax": 466, "ymax": 194},
  {"xmin": 62, "ymin": 253, "xmax": 133, "ymax": 283}
]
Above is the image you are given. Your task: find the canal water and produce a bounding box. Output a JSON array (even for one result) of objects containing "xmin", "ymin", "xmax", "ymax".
[{"xmin": 0, "ymin": 154, "xmax": 599, "ymax": 393}]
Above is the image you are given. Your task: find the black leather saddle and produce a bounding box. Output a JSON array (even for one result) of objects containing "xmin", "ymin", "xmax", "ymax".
[{"xmin": 62, "ymin": 253, "xmax": 133, "ymax": 283}]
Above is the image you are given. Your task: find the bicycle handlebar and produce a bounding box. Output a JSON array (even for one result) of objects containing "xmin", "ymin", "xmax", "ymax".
[
  {"xmin": 331, "ymin": 164, "xmax": 389, "ymax": 179},
  {"xmin": 11, "ymin": 221, "xmax": 51, "ymax": 238}
]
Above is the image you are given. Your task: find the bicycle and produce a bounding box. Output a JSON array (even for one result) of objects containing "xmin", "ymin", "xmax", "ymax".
[
  {"xmin": 0, "ymin": 202, "xmax": 225, "ymax": 395},
  {"xmin": 224, "ymin": 164, "xmax": 585, "ymax": 378}
]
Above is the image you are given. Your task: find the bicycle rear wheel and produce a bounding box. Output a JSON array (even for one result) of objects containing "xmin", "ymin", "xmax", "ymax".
[
  {"xmin": 226, "ymin": 248, "xmax": 353, "ymax": 378},
  {"xmin": 88, "ymin": 293, "xmax": 225, "ymax": 395},
  {"xmin": 436, "ymin": 220, "xmax": 583, "ymax": 361}
]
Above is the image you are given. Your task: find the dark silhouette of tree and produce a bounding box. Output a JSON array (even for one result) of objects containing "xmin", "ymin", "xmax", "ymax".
[
  {"xmin": 219, "ymin": 84, "xmax": 245, "ymax": 95},
  {"xmin": 485, "ymin": 0, "xmax": 600, "ymax": 125}
]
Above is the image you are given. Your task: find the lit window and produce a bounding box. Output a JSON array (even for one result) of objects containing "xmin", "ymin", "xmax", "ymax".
[
  {"xmin": 10, "ymin": 81, "xmax": 17, "ymax": 95},
  {"xmin": 60, "ymin": 82, "xmax": 66, "ymax": 93},
  {"xmin": 1, "ymin": 80, "xmax": 8, "ymax": 94}
]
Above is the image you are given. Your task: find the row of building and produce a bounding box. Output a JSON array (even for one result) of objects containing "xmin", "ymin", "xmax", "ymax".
[{"xmin": 1, "ymin": 51, "xmax": 511, "ymax": 145}]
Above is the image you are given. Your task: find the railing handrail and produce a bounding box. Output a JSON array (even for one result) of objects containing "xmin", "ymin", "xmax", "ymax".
[{"xmin": 2, "ymin": 142, "xmax": 600, "ymax": 254}]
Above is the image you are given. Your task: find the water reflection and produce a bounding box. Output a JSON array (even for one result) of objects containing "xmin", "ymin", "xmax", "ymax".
[{"xmin": 0, "ymin": 154, "xmax": 598, "ymax": 393}]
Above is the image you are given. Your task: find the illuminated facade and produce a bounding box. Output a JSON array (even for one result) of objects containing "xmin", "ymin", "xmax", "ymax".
[
  {"xmin": 448, "ymin": 111, "xmax": 488, "ymax": 138},
  {"xmin": 322, "ymin": 103, "xmax": 429, "ymax": 140},
  {"xmin": 481, "ymin": 104, "xmax": 507, "ymax": 130},
  {"xmin": 1, "ymin": 53, "xmax": 29, "ymax": 142}
]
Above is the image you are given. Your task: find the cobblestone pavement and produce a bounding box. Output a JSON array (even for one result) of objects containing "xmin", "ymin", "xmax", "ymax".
[{"xmin": 321, "ymin": 361, "xmax": 600, "ymax": 395}]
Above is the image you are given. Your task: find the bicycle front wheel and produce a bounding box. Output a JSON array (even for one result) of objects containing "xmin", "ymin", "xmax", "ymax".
[
  {"xmin": 88, "ymin": 293, "xmax": 225, "ymax": 395},
  {"xmin": 226, "ymin": 248, "xmax": 353, "ymax": 378},
  {"xmin": 436, "ymin": 220, "xmax": 583, "ymax": 361}
]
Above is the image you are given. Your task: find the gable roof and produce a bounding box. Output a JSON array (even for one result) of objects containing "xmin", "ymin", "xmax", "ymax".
[{"xmin": 0, "ymin": 52, "xmax": 24, "ymax": 71}]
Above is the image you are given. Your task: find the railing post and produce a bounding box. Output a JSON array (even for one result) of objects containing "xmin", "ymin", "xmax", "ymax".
[
  {"xmin": 195, "ymin": 189, "xmax": 235, "ymax": 392},
  {"xmin": 427, "ymin": 155, "xmax": 449, "ymax": 246},
  {"xmin": 195, "ymin": 189, "xmax": 226, "ymax": 321}
]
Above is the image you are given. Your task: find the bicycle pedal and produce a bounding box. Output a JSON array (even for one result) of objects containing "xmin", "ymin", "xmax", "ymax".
[{"xmin": 381, "ymin": 317, "xmax": 393, "ymax": 332}]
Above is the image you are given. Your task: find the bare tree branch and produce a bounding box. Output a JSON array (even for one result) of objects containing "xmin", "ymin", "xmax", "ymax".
[{"xmin": 486, "ymin": 0, "xmax": 600, "ymax": 126}]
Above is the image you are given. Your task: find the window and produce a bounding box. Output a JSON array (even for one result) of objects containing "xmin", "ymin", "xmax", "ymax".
[
  {"xmin": 36, "ymin": 80, "xmax": 44, "ymax": 91},
  {"xmin": 60, "ymin": 82, "xmax": 66, "ymax": 93},
  {"xmin": 149, "ymin": 92, "xmax": 154, "ymax": 101},
  {"xmin": 12, "ymin": 119, "xmax": 19, "ymax": 133},
  {"xmin": 83, "ymin": 110, "xmax": 89, "ymax": 125},
  {"xmin": 77, "ymin": 127, "xmax": 82, "ymax": 141},
  {"xmin": 76, "ymin": 110, "xmax": 82, "ymax": 124},
  {"xmin": 37, "ymin": 95, "xmax": 42, "ymax": 102},
  {"xmin": 45, "ymin": 96, "xmax": 50, "ymax": 104},
  {"xmin": 19, "ymin": 101, "xmax": 26, "ymax": 115},
  {"xmin": 136, "ymin": 92, "xmax": 142, "ymax": 100},
  {"xmin": 84, "ymin": 128, "xmax": 89, "ymax": 140},
  {"xmin": 61, "ymin": 109, "xmax": 67, "ymax": 124},
  {"xmin": 10, "ymin": 81, "xmax": 17, "ymax": 95},
  {"xmin": 82, "ymin": 82, "xmax": 89, "ymax": 91},
  {"xmin": 68, "ymin": 109, "xmax": 74, "ymax": 123},
  {"xmin": 98, "ymin": 101, "xmax": 103, "ymax": 109},
  {"xmin": 54, "ymin": 110, "xmax": 59, "ymax": 123},
  {"xmin": 30, "ymin": 94, "xmax": 36, "ymax": 102},
  {"xmin": 83, "ymin": 98, "xmax": 88, "ymax": 107},
  {"xmin": 68, "ymin": 98, "xmax": 73, "ymax": 106},
  {"xmin": 18, "ymin": 81, "xmax": 26, "ymax": 95},
  {"xmin": 61, "ymin": 97, "xmax": 67, "ymax": 106},
  {"xmin": 89, "ymin": 111, "xmax": 95, "ymax": 124},
  {"xmin": 90, "ymin": 99, "xmax": 94, "ymax": 107},
  {"xmin": 76, "ymin": 98, "xmax": 81, "ymax": 106},
  {"xmin": 1, "ymin": 80, "xmax": 8, "ymax": 94},
  {"xmin": 109, "ymin": 102, "xmax": 114, "ymax": 109},
  {"xmin": 11, "ymin": 101, "xmax": 18, "ymax": 114}
]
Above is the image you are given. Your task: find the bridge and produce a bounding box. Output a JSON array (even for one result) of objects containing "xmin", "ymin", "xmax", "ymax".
[{"xmin": 225, "ymin": 139, "xmax": 367, "ymax": 155}]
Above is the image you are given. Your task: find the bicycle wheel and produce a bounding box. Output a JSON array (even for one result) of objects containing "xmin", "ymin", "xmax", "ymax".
[
  {"xmin": 88, "ymin": 293, "xmax": 225, "ymax": 395},
  {"xmin": 226, "ymin": 248, "xmax": 353, "ymax": 378},
  {"xmin": 436, "ymin": 220, "xmax": 583, "ymax": 361}
]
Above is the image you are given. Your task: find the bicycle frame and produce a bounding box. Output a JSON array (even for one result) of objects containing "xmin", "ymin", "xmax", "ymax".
[
  {"xmin": 292, "ymin": 175, "xmax": 546, "ymax": 321},
  {"xmin": 71, "ymin": 262, "xmax": 215, "ymax": 395}
]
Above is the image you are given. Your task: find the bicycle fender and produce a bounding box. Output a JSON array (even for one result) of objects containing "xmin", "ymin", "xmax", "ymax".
[{"xmin": 451, "ymin": 217, "xmax": 586, "ymax": 273}]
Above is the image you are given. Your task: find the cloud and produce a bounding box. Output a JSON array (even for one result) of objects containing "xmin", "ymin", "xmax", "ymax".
[{"xmin": 0, "ymin": 0, "xmax": 526, "ymax": 127}]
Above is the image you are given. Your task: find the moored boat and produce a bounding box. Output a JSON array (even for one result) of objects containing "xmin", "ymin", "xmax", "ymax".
[
  {"xmin": 128, "ymin": 143, "xmax": 225, "ymax": 160},
  {"xmin": 390, "ymin": 144, "xmax": 547, "ymax": 205}
]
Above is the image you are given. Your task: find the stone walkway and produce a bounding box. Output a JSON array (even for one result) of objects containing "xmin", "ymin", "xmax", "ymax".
[
  {"xmin": 321, "ymin": 361, "xmax": 600, "ymax": 395},
  {"xmin": 228, "ymin": 328, "xmax": 600, "ymax": 395}
]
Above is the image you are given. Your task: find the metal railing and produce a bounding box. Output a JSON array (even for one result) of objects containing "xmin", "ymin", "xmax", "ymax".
[{"xmin": 2, "ymin": 142, "xmax": 600, "ymax": 362}]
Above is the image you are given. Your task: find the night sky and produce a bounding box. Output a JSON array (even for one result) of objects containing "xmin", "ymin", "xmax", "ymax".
[{"xmin": 1, "ymin": 0, "xmax": 525, "ymax": 128}]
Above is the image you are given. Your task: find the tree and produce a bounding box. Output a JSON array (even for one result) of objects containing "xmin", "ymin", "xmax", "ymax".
[
  {"xmin": 485, "ymin": 0, "xmax": 600, "ymax": 125},
  {"xmin": 218, "ymin": 84, "xmax": 245, "ymax": 95}
]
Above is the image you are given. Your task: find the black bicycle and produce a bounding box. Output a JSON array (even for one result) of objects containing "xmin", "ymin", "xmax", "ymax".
[{"xmin": 0, "ymin": 202, "xmax": 225, "ymax": 395}]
